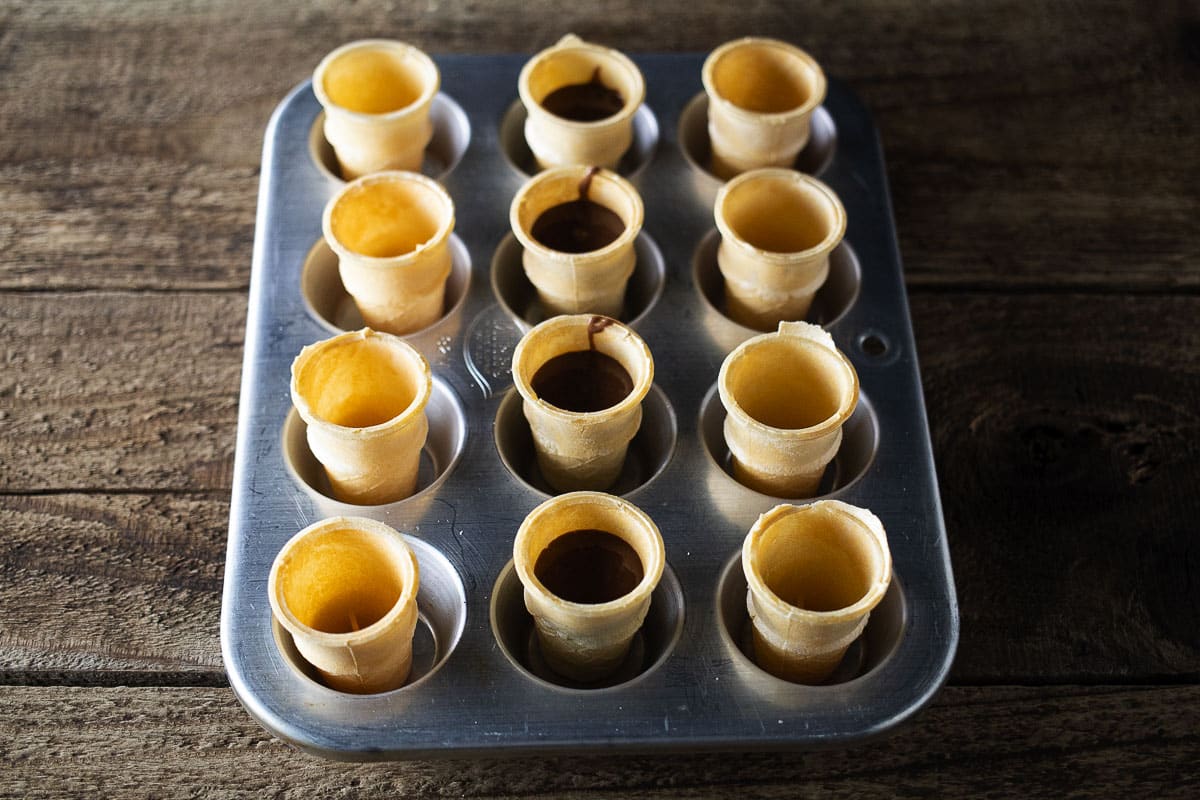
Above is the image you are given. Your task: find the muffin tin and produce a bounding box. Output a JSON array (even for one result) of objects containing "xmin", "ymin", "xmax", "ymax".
[{"xmin": 220, "ymin": 52, "xmax": 958, "ymax": 759}]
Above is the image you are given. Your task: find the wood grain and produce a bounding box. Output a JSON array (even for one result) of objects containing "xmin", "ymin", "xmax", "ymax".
[
  {"xmin": 1, "ymin": 685, "xmax": 1197, "ymax": 798},
  {"xmin": 0, "ymin": 291, "xmax": 241, "ymax": 493},
  {"xmin": 2, "ymin": 0, "xmax": 1198, "ymax": 793},
  {"xmin": 912, "ymin": 292, "xmax": 1200, "ymax": 681},
  {"xmin": 0, "ymin": 493, "xmax": 226, "ymax": 681},
  {"xmin": 0, "ymin": 1, "xmax": 1195, "ymax": 290}
]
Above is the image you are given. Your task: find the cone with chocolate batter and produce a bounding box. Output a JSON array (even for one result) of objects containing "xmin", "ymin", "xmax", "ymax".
[
  {"xmin": 742, "ymin": 500, "xmax": 891, "ymax": 684},
  {"xmin": 702, "ymin": 37, "xmax": 827, "ymax": 180},
  {"xmin": 512, "ymin": 314, "xmax": 653, "ymax": 493},
  {"xmin": 510, "ymin": 165, "xmax": 643, "ymax": 319},
  {"xmin": 514, "ymin": 491, "xmax": 665, "ymax": 682},
  {"xmin": 269, "ymin": 516, "xmax": 421, "ymax": 693},
  {"xmin": 519, "ymin": 34, "xmax": 646, "ymax": 170},
  {"xmin": 291, "ymin": 328, "xmax": 432, "ymax": 505},
  {"xmin": 323, "ymin": 170, "xmax": 455, "ymax": 335},
  {"xmin": 719, "ymin": 320, "xmax": 858, "ymax": 498},
  {"xmin": 314, "ymin": 39, "xmax": 440, "ymax": 179}
]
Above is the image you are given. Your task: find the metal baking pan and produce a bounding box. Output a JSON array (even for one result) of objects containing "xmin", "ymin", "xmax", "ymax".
[{"xmin": 220, "ymin": 52, "xmax": 959, "ymax": 759}]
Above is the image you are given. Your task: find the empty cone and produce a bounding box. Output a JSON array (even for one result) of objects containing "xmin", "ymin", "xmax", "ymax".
[
  {"xmin": 714, "ymin": 168, "xmax": 846, "ymax": 331},
  {"xmin": 510, "ymin": 166, "xmax": 643, "ymax": 318},
  {"xmin": 512, "ymin": 314, "xmax": 653, "ymax": 492},
  {"xmin": 719, "ymin": 321, "xmax": 858, "ymax": 497},
  {"xmin": 314, "ymin": 39, "xmax": 439, "ymax": 179},
  {"xmin": 519, "ymin": 34, "xmax": 645, "ymax": 170},
  {"xmin": 742, "ymin": 500, "xmax": 891, "ymax": 683},
  {"xmin": 514, "ymin": 491, "xmax": 665, "ymax": 682},
  {"xmin": 291, "ymin": 328, "xmax": 432, "ymax": 505},
  {"xmin": 269, "ymin": 516, "xmax": 420, "ymax": 693},
  {"xmin": 323, "ymin": 170, "xmax": 455, "ymax": 335},
  {"xmin": 702, "ymin": 37, "xmax": 826, "ymax": 180}
]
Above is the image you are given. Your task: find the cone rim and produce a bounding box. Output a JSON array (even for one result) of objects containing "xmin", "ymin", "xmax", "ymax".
[
  {"xmin": 290, "ymin": 328, "xmax": 433, "ymax": 439},
  {"xmin": 322, "ymin": 170, "xmax": 456, "ymax": 267},
  {"xmin": 518, "ymin": 36, "xmax": 646, "ymax": 130},
  {"xmin": 268, "ymin": 515, "xmax": 421, "ymax": 647},
  {"xmin": 701, "ymin": 36, "xmax": 827, "ymax": 122},
  {"xmin": 714, "ymin": 168, "xmax": 847, "ymax": 264},
  {"xmin": 513, "ymin": 491, "xmax": 666, "ymax": 614},
  {"xmin": 742, "ymin": 500, "xmax": 891, "ymax": 625},
  {"xmin": 511, "ymin": 314, "xmax": 654, "ymax": 421},
  {"xmin": 313, "ymin": 39, "xmax": 441, "ymax": 123}
]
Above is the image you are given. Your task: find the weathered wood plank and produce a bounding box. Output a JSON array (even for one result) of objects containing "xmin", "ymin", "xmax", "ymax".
[
  {"xmin": 915, "ymin": 292, "xmax": 1200, "ymax": 681},
  {"xmin": 0, "ymin": 1, "xmax": 1195, "ymax": 290},
  {"xmin": 0, "ymin": 685, "xmax": 1197, "ymax": 798},
  {"xmin": 0, "ymin": 292, "xmax": 242, "ymax": 493},
  {"xmin": 0, "ymin": 493, "xmax": 226, "ymax": 679}
]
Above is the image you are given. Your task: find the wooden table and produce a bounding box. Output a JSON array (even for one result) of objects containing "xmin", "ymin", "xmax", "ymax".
[{"xmin": 2, "ymin": 1, "xmax": 1197, "ymax": 795}]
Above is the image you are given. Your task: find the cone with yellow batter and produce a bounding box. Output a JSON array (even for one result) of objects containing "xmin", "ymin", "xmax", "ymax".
[
  {"xmin": 702, "ymin": 37, "xmax": 826, "ymax": 180},
  {"xmin": 719, "ymin": 320, "xmax": 857, "ymax": 498},
  {"xmin": 269, "ymin": 516, "xmax": 420, "ymax": 693},
  {"xmin": 742, "ymin": 500, "xmax": 890, "ymax": 683},
  {"xmin": 291, "ymin": 328, "xmax": 431, "ymax": 505},
  {"xmin": 323, "ymin": 170, "xmax": 455, "ymax": 335},
  {"xmin": 314, "ymin": 39, "xmax": 440, "ymax": 179},
  {"xmin": 714, "ymin": 168, "xmax": 846, "ymax": 331}
]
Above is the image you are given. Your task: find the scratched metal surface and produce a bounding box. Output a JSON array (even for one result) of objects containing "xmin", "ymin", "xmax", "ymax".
[{"xmin": 220, "ymin": 53, "xmax": 958, "ymax": 760}]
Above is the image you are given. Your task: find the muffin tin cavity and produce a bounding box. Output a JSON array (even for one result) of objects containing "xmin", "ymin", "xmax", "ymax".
[
  {"xmin": 494, "ymin": 383, "xmax": 677, "ymax": 497},
  {"xmin": 283, "ymin": 377, "xmax": 467, "ymax": 507},
  {"xmin": 273, "ymin": 534, "xmax": 467, "ymax": 692},
  {"xmin": 491, "ymin": 230, "xmax": 665, "ymax": 329},
  {"xmin": 699, "ymin": 384, "xmax": 878, "ymax": 498},
  {"xmin": 490, "ymin": 558, "xmax": 684, "ymax": 690},
  {"xmin": 677, "ymin": 93, "xmax": 837, "ymax": 183},
  {"xmin": 499, "ymin": 100, "xmax": 660, "ymax": 178},
  {"xmin": 301, "ymin": 234, "xmax": 472, "ymax": 336},
  {"xmin": 692, "ymin": 229, "xmax": 861, "ymax": 341},
  {"xmin": 310, "ymin": 93, "xmax": 472, "ymax": 182},
  {"xmin": 715, "ymin": 551, "xmax": 906, "ymax": 688}
]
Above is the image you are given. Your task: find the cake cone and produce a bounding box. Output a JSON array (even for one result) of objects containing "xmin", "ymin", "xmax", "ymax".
[
  {"xmin": 702, "ymin": 37, "xmax": 826, "ymax": 180},
  {"xmin": 313, "ymin": 39, "xmax": 439, "ymax": 179},
  {"xmin": 510, "ymin": 166, "xmax": 643, "ymax": 318},
  {"xmin": 742, "ymin": 500, "xmax": 890, "ymax": 683},
  {"xmin": 519, "ymin": 34, "xmax": 645, "ymax": 170},
  {"xmin": 291, "ymin": 328, "xmax": 432, "ymax": 505},
  {"xmin": 718, "ymin": 321, "xmax": 858, "ymax": 497},
  {"xmin": 512, "ymin": 314, "xmax": 653, "ymax": 492},
  {"xmin": 714, "ymin": 168, "xmax": 846, "ymax": 331},
  {"xmin": 269, "ymin": 516, "xmax": 420, "ymax": 693},
  {"xmin": 514, "ymin": 491, "xmax": 665, "ymax": 682},
  {"xmin": 323, "ymin": 170, "xmax": 455, "ymax": 335}
]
